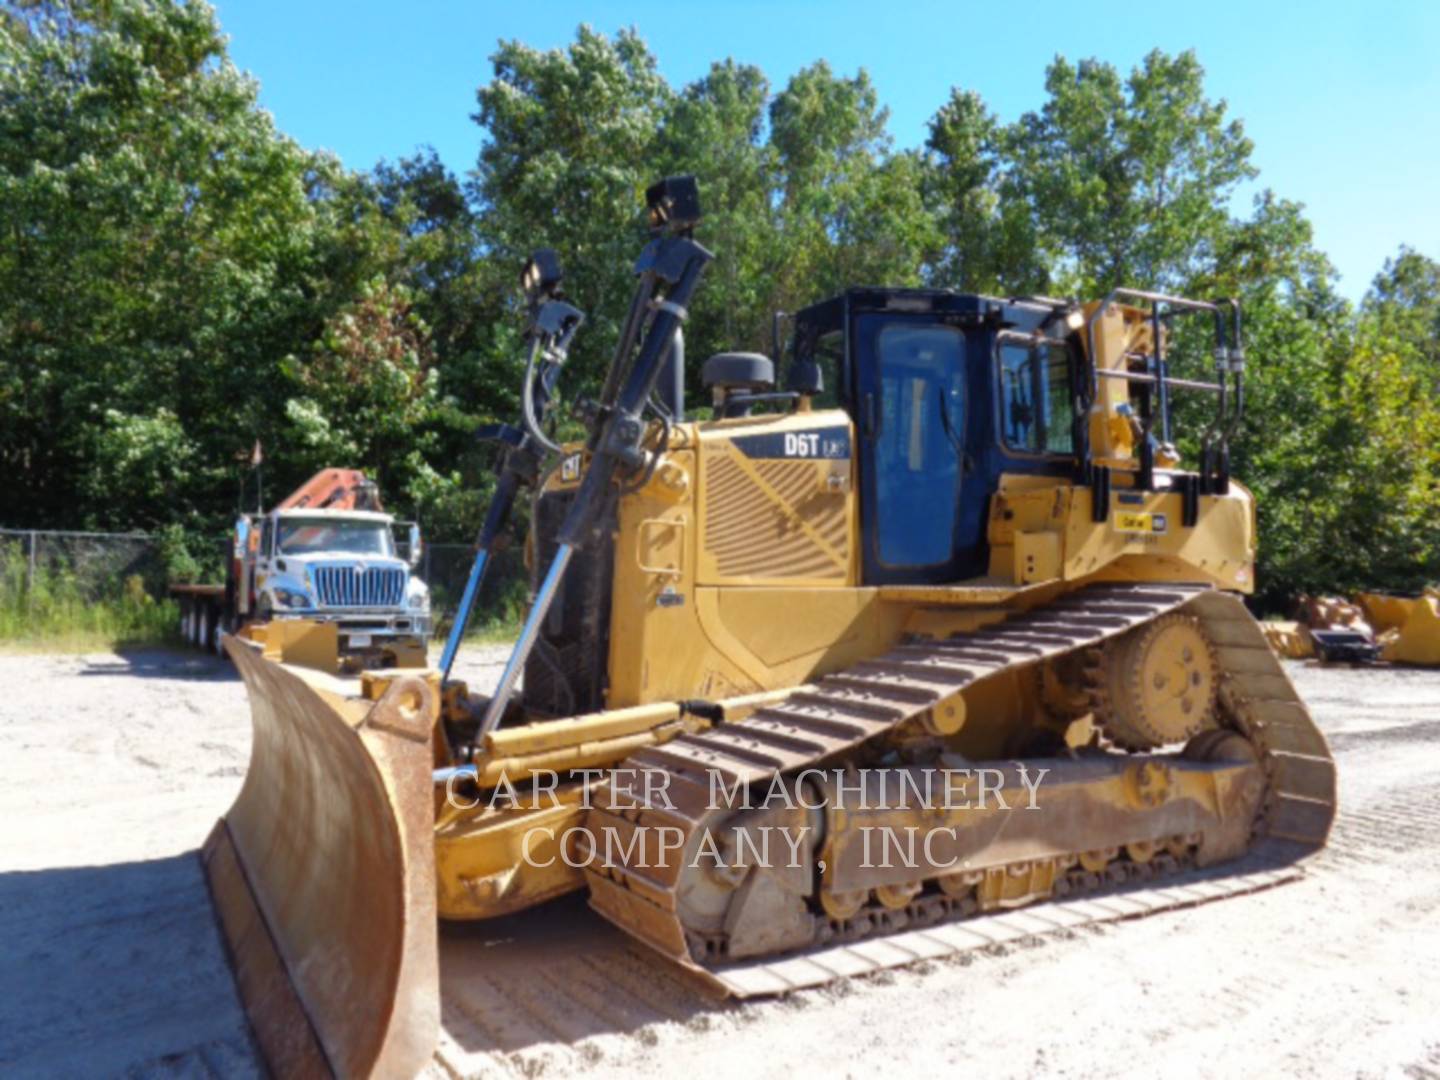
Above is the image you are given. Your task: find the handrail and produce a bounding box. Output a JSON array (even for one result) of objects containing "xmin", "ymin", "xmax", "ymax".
[
  {"xmin": 1096, "ymin": 369, "xmax": 1223, "ymax": 393},
  {"xmin": 1082, "ymin": 286, "xmax": 1244, "ymax": 494}
]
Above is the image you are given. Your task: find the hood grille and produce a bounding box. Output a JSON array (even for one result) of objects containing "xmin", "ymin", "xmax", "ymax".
[{"xmin": 312, "ymin": 564, "xmax": 405, "ymax": 608}]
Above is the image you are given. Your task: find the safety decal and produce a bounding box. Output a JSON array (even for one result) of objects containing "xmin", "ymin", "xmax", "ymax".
[{"xmin": 1114, "ymin": 511, "xmax": 1168, "ymax": 535}]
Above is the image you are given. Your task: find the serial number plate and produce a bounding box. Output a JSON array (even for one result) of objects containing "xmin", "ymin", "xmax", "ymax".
[
  {"xmin": 1114, "ymin": 511, "xmax": 1168, "ymax": 534},
  {"xmin": 347, "ymin": 633, "xmax": 372, "ymax": 648}
]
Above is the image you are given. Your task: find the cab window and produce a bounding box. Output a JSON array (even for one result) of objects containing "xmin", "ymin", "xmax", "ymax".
[
  {"xmin": 997, "ymin": 339, "xmax": 1075, "ymax": 455},
  {"xmin": 278, "ymin": 519, "xmax": 394, "ymax": 557},
  {"xmin": 872, "ymin": 323, "xmax": 966, "ymax": 567},
  {"xmin": 809, "ymin": 330, "xmax": 844, "ymax": 409}
]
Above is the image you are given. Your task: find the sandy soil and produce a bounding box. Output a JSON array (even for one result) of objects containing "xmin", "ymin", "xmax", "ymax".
[{"xmin": 1, "ymin": 648, "xmax": 1438, "ymax": 1078}]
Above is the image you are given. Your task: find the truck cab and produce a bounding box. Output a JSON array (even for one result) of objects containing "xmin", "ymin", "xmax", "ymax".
[{"xmin": 237, "ymin": 504, "xmax": 431, "ymax": 653}]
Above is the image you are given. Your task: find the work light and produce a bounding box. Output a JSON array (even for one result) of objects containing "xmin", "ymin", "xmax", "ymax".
[
  {"xmin": 520, "ymin": 248, "xmax": 563, "ymax": 304},
  {"xmin": 645, "ymin": 175, "xmax": 702, "ymax": 234}
]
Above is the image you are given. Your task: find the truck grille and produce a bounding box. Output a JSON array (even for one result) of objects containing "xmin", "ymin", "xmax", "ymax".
[{"xmin": 312, "ymin": 564, "xmax": 405, "ymax": 608}]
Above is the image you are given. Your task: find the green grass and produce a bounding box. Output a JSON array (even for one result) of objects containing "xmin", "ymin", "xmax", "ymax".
[
  {"xmin": 0, "ymin": 541, "xmax": 525, "ymax": 655},
  {"xmin": 431, "ymin": 610, "xmax": 522, "ymax": 648},
  {"xmin": 0, "ymin": 545, "xmax": 179, "ymax": 653},
  {"xmin": 460, "ymin": 612, "xmax": 523, "ymax": 646},
  {"xmin": 427, "ymin": 580, "xmax": 527, "ymax": 649}
]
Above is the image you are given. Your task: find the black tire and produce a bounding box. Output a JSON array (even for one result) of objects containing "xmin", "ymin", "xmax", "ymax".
[{"xmin": 211, "ymin": 604, "xmax": 230, "ymax": 658}]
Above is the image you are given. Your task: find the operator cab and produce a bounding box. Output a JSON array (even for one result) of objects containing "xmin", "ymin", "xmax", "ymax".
[{"xmin": 789, "ymin": 289, "xmax": 1085, "ymax": 585}]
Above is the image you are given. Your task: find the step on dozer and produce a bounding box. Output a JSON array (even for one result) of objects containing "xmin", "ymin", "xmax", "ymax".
[{"xmin": 205, "ymin": 176, "xmax": 1335, "ymax": 1076}]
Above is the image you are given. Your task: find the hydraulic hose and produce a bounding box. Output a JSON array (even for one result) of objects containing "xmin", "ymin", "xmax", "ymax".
[{"xmin": 521, "ymin": 337, "xmax": 563, "ymax": 456}]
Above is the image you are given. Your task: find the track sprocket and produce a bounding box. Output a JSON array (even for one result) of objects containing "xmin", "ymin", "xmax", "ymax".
[{"xmin": 1090, "ymin": 612, "xmax": 1218, "ymax": 750}]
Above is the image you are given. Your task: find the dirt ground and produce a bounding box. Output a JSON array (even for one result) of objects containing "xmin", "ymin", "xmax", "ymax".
[{"xmin": 2, "ymin": 647, "xmax": 1438, "ymax": 1079}]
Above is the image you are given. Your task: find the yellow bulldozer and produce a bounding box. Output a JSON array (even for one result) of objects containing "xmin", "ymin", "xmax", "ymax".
[{"xmin": 204, "ymin": 177, "xmax": 1336, "ymax": 1077}]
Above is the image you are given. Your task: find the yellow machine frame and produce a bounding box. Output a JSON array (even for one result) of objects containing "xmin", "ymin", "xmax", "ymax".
[
  {"xmin": 432, "ymin": 300, "xmax": 1258, "ymax": 918},
  {"xmin": 206, "ymin": 286, "xmax": 1314, "ymax": 1078}
]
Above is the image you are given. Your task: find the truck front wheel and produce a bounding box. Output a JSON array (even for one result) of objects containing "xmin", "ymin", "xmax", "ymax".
[
  {"xmin": 181, "ymin": 600, "xmax": 198, "ymax": 647},
  {"xmin": 212, "ymin": 606, "xmax": 228, "ymax": 657},
  {"xmin": 199, "ymin": 603, "xmax": 217, "ymax": 656}
]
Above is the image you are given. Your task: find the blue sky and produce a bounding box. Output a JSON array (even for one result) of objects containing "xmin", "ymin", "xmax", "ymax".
[{"xmin": 215, "ymin": 0, "xmax": 1439, "ymax": 301}]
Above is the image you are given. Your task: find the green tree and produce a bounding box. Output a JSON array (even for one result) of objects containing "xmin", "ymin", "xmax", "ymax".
[
  {"xmin": 6, "ymin": 7, "xmax": 1436, "ymax": 609},
  {"xmin": 1006, "ymin": 50, "xmax": 1255, "ymax": 294},
  {"xmin": 922, "ymin": 88, "xmax": 1044, "ymax": 293},
  {"xmin": 0, "ymin": 0, "xmax": 461, "ymax": 538},
  {"xmin": 768, "ymin": 62, "xmax": 939, "ymax": 306},
  {"xmin": 472, "ymin": 26, "xmax": 671, "ymax": 399},
  {"xmin": 0, "ymin": 0, "xmax": 362, "ymax": 531},
  {"xmin": 336, "ymin": 151, "xmax": 501, "ymax": 537},
  {"xmin": 284, "ymin": 277, "xmax": 437, "ymax": 488},
  {"xmin": 469, "ymin": 31, "xmax": 941, "ymax": 411},
  {"xmin": 1363, "ymin": 246, "xmax": 1440, "ymax": 373},
  {"xmin": 653, "ymin": 59, "xmax": 774, "ymax": 361}
]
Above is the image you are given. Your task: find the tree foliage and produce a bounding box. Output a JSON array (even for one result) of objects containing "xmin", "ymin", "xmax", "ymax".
[
  {"xmin": 1009, "ymin": 51, "xmax": 1256, "ymax": 295},
  {"xmin": 1, "ymin": 5, "xmax": 1436, "ymax": 606}
]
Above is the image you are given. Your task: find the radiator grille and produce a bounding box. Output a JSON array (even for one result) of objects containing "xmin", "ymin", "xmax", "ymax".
[
  {"xmin": 703, "ymin": 454, "xmax": 849, "ymax": 581},
  {"xmin": 312, "ymin": 564, "xmax": 406, "ymax": 607}
]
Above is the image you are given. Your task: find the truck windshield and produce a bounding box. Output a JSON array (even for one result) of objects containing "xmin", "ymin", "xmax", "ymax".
[{"xmin": 278, "ymin": 519, "xmax": 394, "ymax": 557}]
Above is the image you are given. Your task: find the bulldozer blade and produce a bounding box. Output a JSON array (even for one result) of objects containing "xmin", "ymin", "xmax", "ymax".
[
  {"xmin": 204, "ymin": 638, "xmax": 439, "ymax": 1078},
  {"xmin": 1359, "ymin": 591, "xmax": 1440, "ymax": 666}
]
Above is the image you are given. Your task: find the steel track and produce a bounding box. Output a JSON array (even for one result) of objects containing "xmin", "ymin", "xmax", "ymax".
[{"xmin": 583, "ymin": 583, "xmax": 1337, "ymax": 994}]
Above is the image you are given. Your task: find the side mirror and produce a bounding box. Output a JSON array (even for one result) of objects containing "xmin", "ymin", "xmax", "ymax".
[
  {"xmin": 233, "ymin": 517, "xmax": 250, "ymax": 559},
  {"xmin": 407, "ymin": 523, "xmax": 423, "ymax": 568}
]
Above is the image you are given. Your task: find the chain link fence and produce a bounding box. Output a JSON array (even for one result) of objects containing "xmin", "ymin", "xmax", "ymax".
[
  {"xmin": 0, "ymin": 528, "xmax": 167, "ymax": 599},
  {"xmin": 413, "ymin": 541, "xmax": 530, "ymax": 641},
  {"xmin": 0, "ymin": 527, "xmax": 530, "ymax": 644},
  {"xmin": 0, "ymin": 528, "xmax": 176, "ymax": 642}
]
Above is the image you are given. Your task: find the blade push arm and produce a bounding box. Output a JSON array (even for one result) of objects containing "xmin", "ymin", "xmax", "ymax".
[{"xmin": 475, "ymin": 178, "xmax": 712, "ymax": 742}]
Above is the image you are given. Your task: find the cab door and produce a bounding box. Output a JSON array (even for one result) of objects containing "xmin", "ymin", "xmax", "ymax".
[{"xmin": 854, "ymin": 314, "xmax": 986, "ymax": 584}]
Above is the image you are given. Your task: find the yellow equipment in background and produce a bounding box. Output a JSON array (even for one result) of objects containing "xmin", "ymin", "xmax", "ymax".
[
  {"xmin": 1261, "ymin": 595, "xmax": 1376, "ymax": 662},
  {"xmin": 1260, "ymin": 620, "xmax": 1314, "ymax": 659},
  {"xmin": 204, "ymin": 178, "xmax": 1335, "ymax": 1076},
  {"xmin": 1358, "ymin": 589, "xmax": 1440, "ymax": 665},
  {"xmin": 1256, "ymin": 591, "xmax": 1440, "ymax": 666}
]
